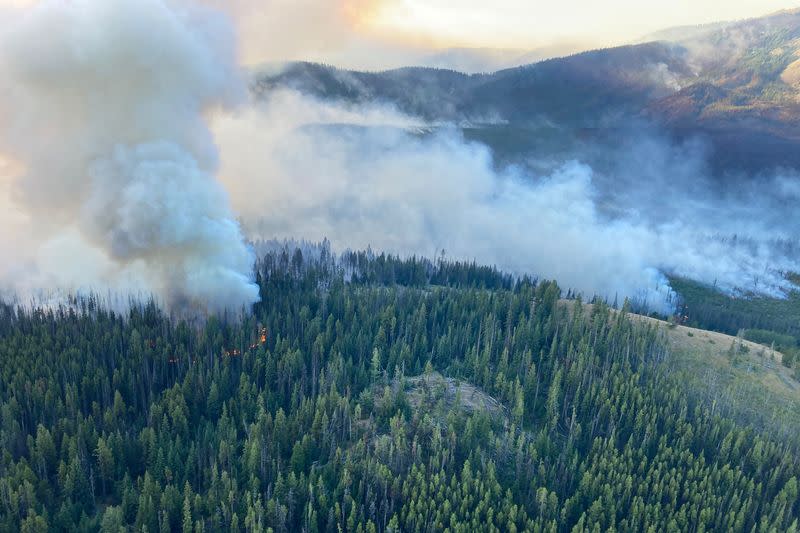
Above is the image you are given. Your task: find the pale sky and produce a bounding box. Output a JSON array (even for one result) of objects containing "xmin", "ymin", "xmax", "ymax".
[
  {"xmin": 366, "ymin": 0, "xmax": 800, "ymax": 48},
  {"xmin": 3, "ymin": 0, "xmax": 800, "ymax": 68}
]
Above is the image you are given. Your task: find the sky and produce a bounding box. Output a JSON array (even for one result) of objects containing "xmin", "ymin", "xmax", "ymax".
[
  {"xmin": 213, "ymin": 0, "xmax": 800, "ymax": 68},
  {"xmin": 2, "ymin": 0, "xmax": 800, "ymax": 69}
]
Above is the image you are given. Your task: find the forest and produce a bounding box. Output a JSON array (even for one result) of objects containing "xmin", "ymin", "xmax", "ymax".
[{"xmin": 1, "ymin": 244, "xmax": 799, "ymax": 532}]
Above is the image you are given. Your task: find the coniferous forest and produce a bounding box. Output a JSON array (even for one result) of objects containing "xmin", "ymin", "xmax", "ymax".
[{"xmin": 1, "ymin": 245, "xmax": 799, "ymax": 532}]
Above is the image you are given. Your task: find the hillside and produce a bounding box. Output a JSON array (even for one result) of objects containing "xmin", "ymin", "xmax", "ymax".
[
  {"xmin": 2, "ymin": 246, "xmax": 800, "ymax": 531},
  {"xmin": 255, "ymin": 9, "xmax": 800, "ymax": 174},
  {"xmin": 254, "ymin": 41, "xmax": 689, "ymax": 126},
  {"xmin": 599, "ymin": 302, "xmax": 800, "ymax": 434},
  {"xmin": 407, "ymin": 303, "xmax": 800, "ymax": 438}
]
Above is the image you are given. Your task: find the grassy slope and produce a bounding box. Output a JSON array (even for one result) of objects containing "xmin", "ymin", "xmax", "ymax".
[
  {"xmin": 634, "ymin": 313, "xmax": 800, "ymax": 432},
  {"xmin": 566, "ymin": 300, "xmax": 800, "ymax": 436}
]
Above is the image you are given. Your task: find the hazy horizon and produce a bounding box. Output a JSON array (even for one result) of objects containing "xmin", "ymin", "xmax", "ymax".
[
  {"xmin": 3, "ymin": 0, "xmax": 800, "ymax": 71},
  {"xmin": 214, "ymin": 0, "xmax": 800, "ymax": 71}
]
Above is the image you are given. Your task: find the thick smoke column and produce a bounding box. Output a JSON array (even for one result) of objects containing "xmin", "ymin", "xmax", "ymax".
[{"xmin": 0, "ymin": 0, "xmax": 259, "ymax": 313}]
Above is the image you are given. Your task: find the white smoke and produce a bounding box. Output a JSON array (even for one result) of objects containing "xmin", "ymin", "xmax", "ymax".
[
  {"xmin": 213, "ymin": 90, "xmax": 800, "ymax": 313},
  {"xmin": 1, "ymin": 1, "xmax": 798, "ymax": 316},
  {"xmin": 0, "ymin": 0, "xmax": 259, "ymax": 313},
  {"xmin": 215, "ymin": 92, "xmax": 673, "ymax": 308}
]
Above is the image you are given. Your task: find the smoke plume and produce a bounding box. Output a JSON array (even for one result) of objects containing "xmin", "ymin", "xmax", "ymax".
[
  {"xmin": 213, "ymin": 90, "xmax": 800, "ymax": 313},
  {"xmin": 0, "ymin": 0, "xmax": 259, "ymax": 313},
  {"xmin": 2, "ymin": 1, "xmax": 798, "ymax": 316}
]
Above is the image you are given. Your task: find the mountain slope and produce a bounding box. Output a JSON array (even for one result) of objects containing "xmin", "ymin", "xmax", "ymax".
[
  {"xmin": 562, "ymin": 298, "xmax": 800, "ymax": 435},
  {"xmin": 255, "ymin": 41, "xmax": 689, "ymax": 126},
  {"xmin": 627, "ymin": 305, "xmax": 800, "ymax": 433},
  {"xmin": 255, "ymin": 9, "xmax": 800, "ymax": 174}
]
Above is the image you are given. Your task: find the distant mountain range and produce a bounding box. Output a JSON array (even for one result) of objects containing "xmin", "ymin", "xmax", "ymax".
[
  {"xmin": 254, "ymin": 9, "xmax": 800, "ymax": 175},
  {"xmin": 415, "ymin": 43, "xmax": 590, "ymax": 74}
]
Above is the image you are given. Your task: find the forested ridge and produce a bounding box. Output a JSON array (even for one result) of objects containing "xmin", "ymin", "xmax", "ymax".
[{"xmin": 1, "ymin": 246, "xmax": 799, "ymax": 532}]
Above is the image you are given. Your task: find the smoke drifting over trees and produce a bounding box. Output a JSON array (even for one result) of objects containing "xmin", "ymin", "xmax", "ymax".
[
  {"xmin": 214, "ymin": 89, "xmax": 800, "ymax": 313},
  {"xmin": 0, "ymin": 0, "xmax": 259, "ymax": 313},
  {"xmin": 1, "ymin": 0, "xmax": 799, "ymax": 315}
]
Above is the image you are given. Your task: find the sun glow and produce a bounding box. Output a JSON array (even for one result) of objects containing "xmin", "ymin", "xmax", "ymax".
[
  {"xmin": 355, "ymin": 0, "xmax": 800, "ymax": 49},
  {"xmin": 343, "ymin": 0, "xmax": 390, "ymax": 30},
  {"xmin": 2, "ymin": 0, "xmax": 800, "ymax": 71}
]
